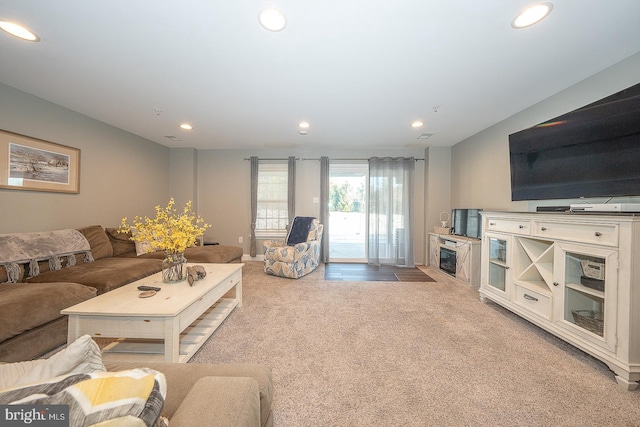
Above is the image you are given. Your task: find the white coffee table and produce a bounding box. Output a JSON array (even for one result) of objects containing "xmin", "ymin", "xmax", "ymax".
[{"xmin": 62, "ymin": 263, "xmax": 242, "ymax": 363}]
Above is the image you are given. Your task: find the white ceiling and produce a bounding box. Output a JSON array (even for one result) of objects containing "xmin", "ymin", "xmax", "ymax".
[{"xmin": 1, "ymin": 1, "xmax": 640, "ymax": 151}]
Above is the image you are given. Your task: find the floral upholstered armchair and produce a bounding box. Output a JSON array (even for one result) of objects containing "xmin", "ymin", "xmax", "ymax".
[{"xmin": 263, "ymin": 217, "xmax": 324, "ymax": 279}]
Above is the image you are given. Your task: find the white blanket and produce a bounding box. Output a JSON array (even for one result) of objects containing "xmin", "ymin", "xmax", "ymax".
[{"xmin": 0, "ymin": 229, "xmax": 93, "ymax": 282}]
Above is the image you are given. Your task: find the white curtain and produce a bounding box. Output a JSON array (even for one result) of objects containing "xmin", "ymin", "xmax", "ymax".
[{"xmin": 367, "ymin": 157, "xmax": 415, "ymax": 267}]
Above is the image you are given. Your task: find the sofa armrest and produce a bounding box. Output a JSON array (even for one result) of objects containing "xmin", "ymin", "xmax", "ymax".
[
  {"xmin": 170, "ymin": 376, "xmax": 260, "ymax": 427},
  {"xmin": 104, "ymin": 361, "xmax": 273, "ymax": 427}
]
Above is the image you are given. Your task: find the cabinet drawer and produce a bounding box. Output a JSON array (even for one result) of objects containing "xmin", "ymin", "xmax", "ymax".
[
  {"xmin": 513, "ymin": 285, "xmax": 551, "ymax": 320},
  {"xmin": 485, "ymin": 218, "xmax": 531, "ymax": 235},
  {"xmin": 533, "ymin": 221, "xmax": 618, "ymax": 247}
]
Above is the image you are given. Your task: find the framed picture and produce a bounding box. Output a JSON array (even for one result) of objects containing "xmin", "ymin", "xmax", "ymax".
[{"xmin": 0, "ymin": 130, "xmax": 80, "ymax": 193}]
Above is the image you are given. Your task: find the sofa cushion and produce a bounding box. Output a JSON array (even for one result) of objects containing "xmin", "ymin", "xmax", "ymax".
[
  {"xmin": 170, "ymin": 376, "xmax": 260, "ymax": 427},
  {"xmin": 114, "ymin": 245, "xmax": 243, "ymax": 264},
  {"xmin": 0, "ymin": 317, "xmax": 70, "ymax": 363},
  {"xmin": 25, "ymin": 257, "xmax": 162, "ymax": 294},
  {"xmin": 0, "ymin": 334, "xmax": 105, "ymax": 389},
  {"xmin": 0, "ymin": 282, "xmax": 97, "ymax": 344},
  {"xmin": 77, "ymin": 225, "xmax": 113, "ymax": 260},
  {"xmin": 105, "ymin": 227, "xmax": 137, "ymax": 256},
  {"xmin": 182, "ymin": 246, "xmax": 243, "ymax": 263}
]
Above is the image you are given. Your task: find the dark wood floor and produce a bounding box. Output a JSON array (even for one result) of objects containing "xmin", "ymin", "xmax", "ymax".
[{"xmin": 324, "ymin": 263, "xmax": 435, "ymax": 282}]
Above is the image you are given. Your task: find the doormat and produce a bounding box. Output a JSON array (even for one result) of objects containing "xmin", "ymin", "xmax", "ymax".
[
  {"xmin": 325, "ymin": 263, "xmax": 436, "ymax": 282},
  {"xmin": 394, "ymin": 271, "xmax": 436, "ymax": 282}
]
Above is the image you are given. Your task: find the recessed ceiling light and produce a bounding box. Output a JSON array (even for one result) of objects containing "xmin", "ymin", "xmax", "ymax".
[
  {"xmin": 179, "ymin": 123, "xmax": 193, "ymax": 130},
  {"xmin": 259, "ymin": 8, "xmax": 286, "ymax": 32},
  {"xmin": 411, "ymin": 121, "xmax": 424, "ymax": 128},
  {"xmin": 512, "ymin": 2, "xmax": 553, "ymax": 29},
  {"xmin": 0, "ymin": 20, "xmax": 40, "ymax": 41},
  {"xmin": 298, "ymin": 121, "xmax": 310, "ymax": 129}
]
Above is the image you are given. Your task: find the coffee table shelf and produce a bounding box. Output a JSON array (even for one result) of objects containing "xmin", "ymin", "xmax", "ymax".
[{"xmin": 101, "ymin": 298, "xmax": 238, "ymax": 363}]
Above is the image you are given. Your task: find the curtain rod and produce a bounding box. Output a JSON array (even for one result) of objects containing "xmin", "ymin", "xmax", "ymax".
[
  {"xmin": 244, "ymin": 157, "xmax": 424, "ymax": 161},
  {"xmin": 302, "ymin": 158, "xmax": 425, "ymax": 161},
  {"xmin": 243, "ymin": 157, "xmax": 299, "ymax": 161}
]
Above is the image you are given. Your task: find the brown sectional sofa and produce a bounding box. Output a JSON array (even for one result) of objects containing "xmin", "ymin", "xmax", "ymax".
[
  {"xmin": 0, "ymin": 226, "xmax": 274, "ymax": 426},
  {"xmin": 0, "ymin": 225, "xmax": 243, "ymax": 361}
]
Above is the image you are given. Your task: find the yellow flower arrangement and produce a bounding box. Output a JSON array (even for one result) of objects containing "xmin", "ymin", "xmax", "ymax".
[{"xmin": 119, "ymin": 198, "xmax": 210, "ymax": 254}]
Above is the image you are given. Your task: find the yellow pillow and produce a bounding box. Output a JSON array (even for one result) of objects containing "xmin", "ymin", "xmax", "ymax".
[{"xmin": 0, "ymin": 368, "xmax": 167, "ymax": 427}]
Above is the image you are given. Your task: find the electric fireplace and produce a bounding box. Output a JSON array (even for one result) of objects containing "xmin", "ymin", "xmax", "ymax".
[{"xmin": 439, "ymin": 246, "xmax": 456, "ymax": 276}]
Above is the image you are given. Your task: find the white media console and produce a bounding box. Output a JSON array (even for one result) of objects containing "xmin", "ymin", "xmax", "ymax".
[
  {"xmin": 479, "ymin": 211, "xmax": 640, "ymax": 390},
  {"xmin": 428, "ymin": 232, "xmax": 481, "ymax": 289}
]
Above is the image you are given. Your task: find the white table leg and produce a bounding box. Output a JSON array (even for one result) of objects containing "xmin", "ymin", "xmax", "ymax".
[
  {"xmin": 164, "ymin": 317, "xmax": 180, "ymax": 362},
  {"xmin": 67, "ymin": 315, "xmax": 80, "ymax": 343}
]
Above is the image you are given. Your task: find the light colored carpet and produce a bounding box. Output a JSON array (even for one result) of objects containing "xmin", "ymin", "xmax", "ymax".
[{"xmin": 192, "ymin": 261, "xmax": 640, "ymax": 426}]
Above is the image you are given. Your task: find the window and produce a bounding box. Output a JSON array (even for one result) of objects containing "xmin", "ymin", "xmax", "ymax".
[{"xmin": 256, "ymin": 162, "xmax": 288, "ymax": 236}]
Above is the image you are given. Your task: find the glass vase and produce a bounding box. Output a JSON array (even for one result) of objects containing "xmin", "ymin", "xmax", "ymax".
[{"xmin": 162, "ymin": 252, "xmax": 187, "ymax": 283}]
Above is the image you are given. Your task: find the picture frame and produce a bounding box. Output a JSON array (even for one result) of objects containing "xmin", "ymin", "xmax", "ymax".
[{"xmin": 0, "ymin": 129, "xmax": 80, "ymax": 193}]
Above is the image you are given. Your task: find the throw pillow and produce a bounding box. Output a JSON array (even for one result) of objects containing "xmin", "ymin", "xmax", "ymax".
[
  {"xmin": 0, "ymin": 368, "xmax": 167, "ymax": 427},
  {"xmin": 0, "ymin": 334, "xmax": 106, "ymax": 390},
  {"xmin": 77, "ymin": 225, "xmax": 114, "ymax": 260},
  {"xmin": 105, "ymin": 227, "xmax": 137, "ymax": 256},
  {"xmin": 131, "ymin": 228, "xmax": 155, "ymax": 256},
  {"xmin": 286, "ymin": 217, "xmax": 316, "ymax": 246}
]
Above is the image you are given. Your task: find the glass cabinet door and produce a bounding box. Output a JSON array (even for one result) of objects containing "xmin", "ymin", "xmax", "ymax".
[
  {"xmin": 487, "ymin": 235, "xmax": 509, "ymax": 293},
  {"xmin": 564, "ymin": 252, "xmax": 605, "ymax": 336},
  {"xmin": 555, "ymin": 243, "xmax": 617, "ymax": 351}
]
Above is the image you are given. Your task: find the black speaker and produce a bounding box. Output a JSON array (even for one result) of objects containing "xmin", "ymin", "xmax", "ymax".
[{"xmin": 536, "ymin": 206, "xmax": 570, "ymax": 212}]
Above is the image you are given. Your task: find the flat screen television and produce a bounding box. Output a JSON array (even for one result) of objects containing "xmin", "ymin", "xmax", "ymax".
[
  {"xmin": 509, "ymin": 82, "xmax": 640, "ymax": 201},
  {"xmin": 451, "ymin": 209, "xmax": 482, "ymax": 240}
]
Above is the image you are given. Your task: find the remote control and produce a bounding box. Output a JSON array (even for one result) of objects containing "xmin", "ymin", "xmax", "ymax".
[{"xmin": 137, "ymin": 285, "xmax": 161, "ymax": 292}]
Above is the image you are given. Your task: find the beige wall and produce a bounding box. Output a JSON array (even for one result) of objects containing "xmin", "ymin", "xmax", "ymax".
[
  {"xmin": 424, "ymin": 146, "xmax": 452, "ymax": 232},
  {"xmin": 451, "ymin": 51, "xmax": 640, "ymax": 211},
  {"xmin": 0, "ymin": 83, "xmax": 170, "ymax": 233},
  {"xmin": 169, "ymin": 147, "xmax": 198, "ymax": 210},
  {"xmin": 197, "ymin": 148, "xmax": 426, "ymax": 263}
]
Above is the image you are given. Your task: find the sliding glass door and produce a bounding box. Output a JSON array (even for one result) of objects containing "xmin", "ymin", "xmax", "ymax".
[{"xmin": 329, "ymin": 163, "xmax": 368, "ymax": 262}]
